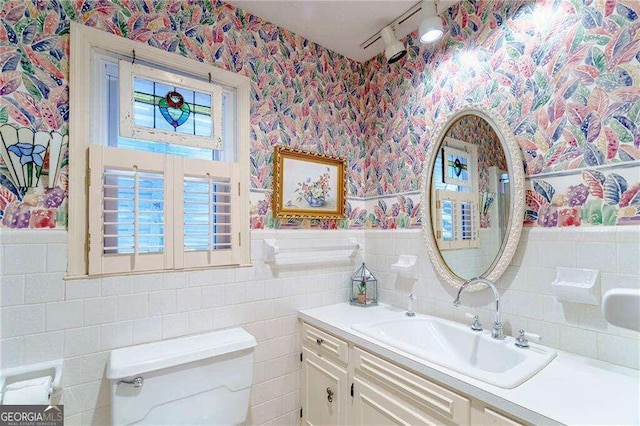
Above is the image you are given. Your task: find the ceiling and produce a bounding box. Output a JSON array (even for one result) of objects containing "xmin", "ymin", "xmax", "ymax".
[{"xmin": 225, "ymin": 0, "xmax": 460, "ymax": 63}]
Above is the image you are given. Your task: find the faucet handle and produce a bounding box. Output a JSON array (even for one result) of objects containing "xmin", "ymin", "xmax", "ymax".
[
  {"xmin": 515, "ymin": 329, "xmax": 541, "ymax": 348},
  {"xmin": 465, "ymin": 313, "xmax": 483, "ymax": 332}
]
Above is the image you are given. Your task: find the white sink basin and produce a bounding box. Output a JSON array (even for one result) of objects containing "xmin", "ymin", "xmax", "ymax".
[{"xmin": 351, "ymin": 316, "xmax": 557, "ymax": 388}]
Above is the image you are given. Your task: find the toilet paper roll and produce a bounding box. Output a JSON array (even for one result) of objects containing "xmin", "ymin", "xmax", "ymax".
[{"xmin": 2, "ymin": 376, "xmax": 52, "ymax": 405}]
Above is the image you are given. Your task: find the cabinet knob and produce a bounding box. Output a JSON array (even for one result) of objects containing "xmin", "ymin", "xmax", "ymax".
[
  {"xmin": 326, "ymin": 387, "xmax": 334, "ymax": 403},
  {"xmin": 316, "ymin": 338, "xmax": 323, "ymax": 345}
]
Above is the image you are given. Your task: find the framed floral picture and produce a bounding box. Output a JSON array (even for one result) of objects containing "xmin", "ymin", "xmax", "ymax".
[{"xmin": 272, "ymin": 146, "xmax": 347, "ymax": 219}]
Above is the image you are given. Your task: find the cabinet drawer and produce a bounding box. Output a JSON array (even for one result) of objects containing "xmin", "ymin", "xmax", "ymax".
[
  {"xmin": 353, "ymin": 346, "xmax": 470, "ymax": 425},
  {"xmin": 301, "ymin": 322, "xmax": 349, "ymax": 364},
  {"xmin": 483, "ymin": 407, "xmax": 526, "ymax": 426}
]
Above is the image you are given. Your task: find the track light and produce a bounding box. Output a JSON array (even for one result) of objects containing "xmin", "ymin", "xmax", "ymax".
[
  {"xmin": 419, "ymin": 0, "xmax": 443, "ymax": 44},
  {"xmin": 380, "ymin": 26, "xmax": 406, "ymax": 64}
]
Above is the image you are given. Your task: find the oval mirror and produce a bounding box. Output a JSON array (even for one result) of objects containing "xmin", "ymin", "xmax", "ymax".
[{"xmin": 421, "ymin": 105, "xmax": 524, "ymax": 291}]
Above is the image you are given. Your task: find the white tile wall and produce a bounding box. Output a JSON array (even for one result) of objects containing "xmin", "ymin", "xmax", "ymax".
[
  {"xmin": 46, "ymin": 300, "xmax": 84, "ymax": 331},
  {"xmin": 1, "ymin": 304, "xmax": 45, "ymax": 337},
  {"xmin": 83, "ymin": 297, "xmax": 118, "ymax": 326},
  {"xmin": 25, "ymin": 273, "xmax": 65, "ymax": 304},
  {"xmin": 364, "ymin": 226, "xmax": 640, "ymax": 371},
  {"xmin": 0, "ymin": 275, "xmax": 25, "ymax": 306},
  {"xmin": 1, "ymin": 243, "xmax": 47, "ymax": 274},
  {"xmin": 2, "ymin": 226, "xmax": 637, "ymax": 424},
  {"xmin": 0, "ymin": 229, "xmax": 358, "ymax": 425},
  {"xmin": 132, "ymin": 316, "xmax": 162, "ymax": 344}
]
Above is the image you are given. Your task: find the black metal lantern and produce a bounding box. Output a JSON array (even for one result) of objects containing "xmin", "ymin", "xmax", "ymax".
[{"xmin": 350, "ymin": 263, "xmax": 378, "ymax": 307}]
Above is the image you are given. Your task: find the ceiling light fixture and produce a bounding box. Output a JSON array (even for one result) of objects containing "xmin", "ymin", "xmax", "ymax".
[
  {"xmin": 380, "ymin": 25, "xmax": 407, "ymax": 64},
  {"xmin": 419, "ymin": 0, "xmax": 444, "ymax": 44}
]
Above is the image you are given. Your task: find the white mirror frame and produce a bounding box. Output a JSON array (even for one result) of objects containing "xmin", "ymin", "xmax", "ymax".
[{"xmin": 420, "ymin": 104, "xmax": 525, "ymax": 292}]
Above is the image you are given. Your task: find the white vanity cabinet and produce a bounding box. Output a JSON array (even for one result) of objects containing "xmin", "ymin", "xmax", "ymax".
[
  {"xmin": 300, "ymin": 321, "xmax": 528, "ymax": 426},
  {"xmin": 300, "ymin": 323, "xmax": 350, "ymax": 425}
]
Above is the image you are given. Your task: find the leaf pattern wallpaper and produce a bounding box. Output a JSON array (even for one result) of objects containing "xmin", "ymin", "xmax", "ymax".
[
  {"xmin": 0, "ymin": 0, "xmax": 638, "ymax": 230},
  {"xmin": 0, "ymin": 0, "xmax": 367, "ymax": 229},
  {"xmin": 362, "ymin": 0, "xmax": 639, "ymax": 228}
]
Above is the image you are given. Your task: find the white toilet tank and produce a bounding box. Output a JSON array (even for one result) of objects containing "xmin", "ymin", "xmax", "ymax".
[{"xmin": 107, "ymin": 328, "xmax": 256, "ymax": 425}]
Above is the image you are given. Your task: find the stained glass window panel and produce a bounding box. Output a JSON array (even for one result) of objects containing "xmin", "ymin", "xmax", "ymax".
[
  {"xmin": 108, "ymin": 62, "xmax": 222, "ymax": 160},
  {"xmin": 441, "ymin": 143, "xmax": 473, "ymax": 188},
  {"xmin": 119, "ymin": 61, "xmax": 223, "ymax": 150},
  {"xmin": 133, "ymin": 77, "xmax": 212, "ymax": 137},
  {"xmin": 446, "ymin": 153, "xmax": 469, "ymax": 183}
]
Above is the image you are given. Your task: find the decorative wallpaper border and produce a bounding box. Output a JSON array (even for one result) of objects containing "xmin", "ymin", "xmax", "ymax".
[
  {"xmin": 250, "ymin": 190, "xmax": 421, "ymax": 230},
  {"xmin": 525, "ymin": 165, "xmax": 640, "ymax": 227},
  {"xmin": 250, "ymin": 161, "xmax": 640, "ymax": 230}
]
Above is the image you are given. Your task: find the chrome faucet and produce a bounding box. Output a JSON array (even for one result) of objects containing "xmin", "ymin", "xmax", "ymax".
[
  {"xmin": 406, "ymin": 293, "xmax": 416, "ymax": 317},
  {"xmin": 453, "ymin": 277, "xmax": 504, "ymax": 340}
]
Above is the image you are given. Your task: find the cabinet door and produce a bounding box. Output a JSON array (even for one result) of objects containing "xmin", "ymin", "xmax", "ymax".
[
  {"xmin": 301, "ymin": 347, "xmax": 348, "ymax": 426},
  {"xmin": 352, "ymin": 376, "xmax": 462, "ymax": 426},
  {"xmin": 351, "ymin": 347, "xmax": 469, "ymax": 425}
]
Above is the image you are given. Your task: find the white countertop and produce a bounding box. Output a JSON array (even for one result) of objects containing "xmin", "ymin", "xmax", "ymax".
[{"xmin": 298, "ymin": 303, "xmax": 640, "ymax": 426}]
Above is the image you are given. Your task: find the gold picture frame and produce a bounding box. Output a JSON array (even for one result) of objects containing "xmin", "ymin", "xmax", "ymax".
[{"xmin": 272, "ymin": 146, "xmax": 347, "ymax": 219}]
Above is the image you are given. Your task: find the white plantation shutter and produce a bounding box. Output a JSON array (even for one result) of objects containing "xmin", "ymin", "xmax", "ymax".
[
  {"xmin": 459, "ymin": 200, "xmax": 479, "ymax": 246},
  {"xmin": 435, "ymin": 189, "xmax": 480, "ymax": 250},
  {"xmin": 88, "ymin": 145, "xmax": 173, "ymax": 275},
  {"xmin": 88, "ymin": 146, "xmax": 240, "ymax": 275},
  {"xmin": 174, "ymin": 158, "xmax": 240, "ymax": 269}
]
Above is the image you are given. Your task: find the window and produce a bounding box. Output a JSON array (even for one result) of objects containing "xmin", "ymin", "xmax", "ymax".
[
  {"xmin": 433, "ymin": 138, "xmax": 479, "ymax": 250},
  {"xmin": 68, "ymin": 24, "xmax": 250, "ymax": 277}
]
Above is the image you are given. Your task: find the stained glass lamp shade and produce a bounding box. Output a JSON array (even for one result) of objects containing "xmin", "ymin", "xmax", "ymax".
[{"xmin": 0, "ymin": 124, "xmax": 67, "ymax": 189}]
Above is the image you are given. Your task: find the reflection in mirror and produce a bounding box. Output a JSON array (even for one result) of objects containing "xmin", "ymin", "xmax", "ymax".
[
  {"xmin": 431, "ymin": 115, "xmax": 509, "ymax": 280},
  {"xmin": 422, "ymin": 105, "xmax": 524, "ymax": 291}
]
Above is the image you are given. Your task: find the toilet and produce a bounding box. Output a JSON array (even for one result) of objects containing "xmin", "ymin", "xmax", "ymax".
[{"xmin": 107, "ymin": 328, "xmax": 256, "ymax": 425}]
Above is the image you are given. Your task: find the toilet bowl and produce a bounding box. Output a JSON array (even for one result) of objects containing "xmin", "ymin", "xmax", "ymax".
[{"xmin": 107, "ymin": 328, "xmax": 256, "ymax": 425}]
